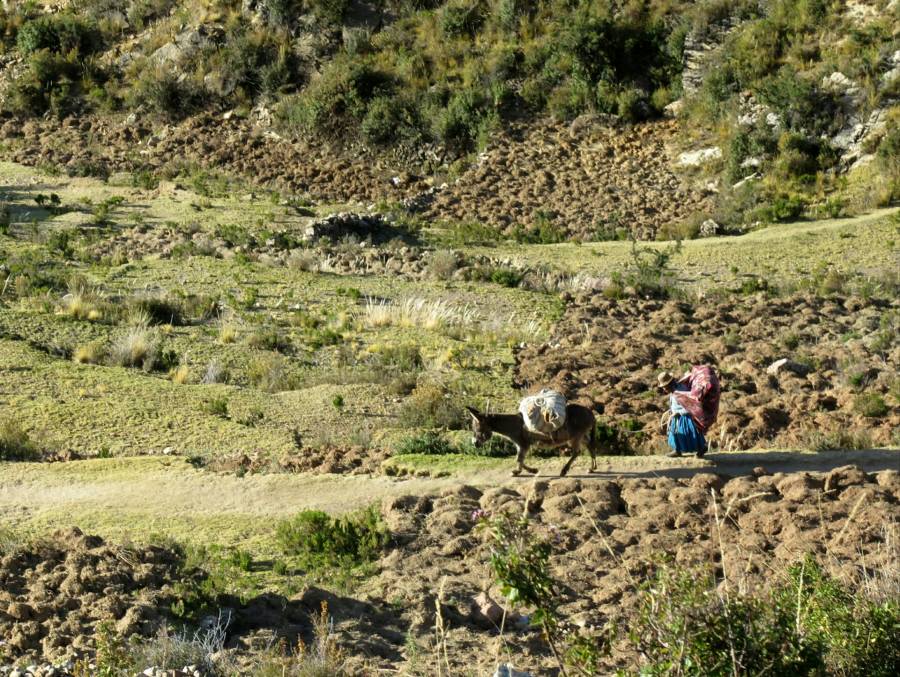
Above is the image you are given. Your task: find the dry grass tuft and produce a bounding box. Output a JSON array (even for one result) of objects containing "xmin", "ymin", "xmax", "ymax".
[
  {"xmin": 219, "ymin": 322, "xmax": 238, "ymax": 344},
  {"xmin": 108, "ymin": 328, "xmax": 159, "ymax": 369},
  {"xmin": 170, "ymin": 365, "xmax": 190, "ymax": 384},
  {"xmin": 363, "ymin": 296, "xmax": 478, "ymax": 331},
  {"xmin": 73, "ymin": 341, "xmax": 105, "ymax": 365}
]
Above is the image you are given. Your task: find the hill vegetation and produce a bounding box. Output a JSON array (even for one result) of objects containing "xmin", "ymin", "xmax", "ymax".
[{"xmin": 0, "ymin": 0, "xmax": 897, "ymax": 230}]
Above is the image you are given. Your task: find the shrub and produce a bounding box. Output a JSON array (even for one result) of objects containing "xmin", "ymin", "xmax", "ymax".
[
  {"xmin": 246, "ymin": 327, "xmax": 291, "ymax": 353},
  {"xmin": 512, "ymin": 212, "xmax": 567, "ymax": 244},
  {"xmin": 432, "ymin": 87, "xmax": 497, "ymax": 152},
  {"xmin": 800, "ymin": 428, "xmax": 873, "ymax": 451},
  {"xmin": 276, "ymin": 506, "xmax": 389, "ymax": 568},
  {"xmin": 398, "ymin": 382, "xmax": 464, "ymax": 429},
  {"xmin": 0, "ymin": 418, "xmax": 42, "ymax": 461},
  {"xmin": 854, "ymin": 392, "xmax": 888, "ymax": 419},
  {"xmin": 361, "ymin": 94, "xmax": 420, "ymax": 145},
  {"xmin": 126, "ymin": 294, "xmax": 184, "ymax": 326},
  {"xmin": 440, "ymin": 1, "xmax": 486, "ymax": 38},
  {"xmin": 17, "ymin": 14, "xmax": 101, "ymax": 56},
  {"xmin": 8, "ymin": 50, "xmax": 84, "ymax": 116},
  {"xmin": 367, "ymin": 343, "xmax": 423, "ymax": 372},
  {"xmin": 247, "ymin": 353, "xmax": 297, "ymax": 392},
  {"xmin": 625, "ymin": 239, "xmax": 682, "ymax": 298},
  {"xmin": 128, "ymin": 67, "xmax": 201, "ymax": 121},
  {"xmin": 460, "ymin": 435, "xmax": 517, "ymax": 457},
  {"xmin": 429, "ymin": 250, "xmax": 459, "ymax": 280},
  {"xmin": 280, "ymin": 60, "xmax": 392, "ymax": 136},
  {"xmin": 394, "ymin": 431, "xmax": 457, "ymax": 456},
  {"xmin": 489, "ymin": 267, "xmax": 522, "ymax": 288},
  {"xmin": 203, "ymin": 397, "xmax": 229, "ymax": 419},
  {"xmin": 756, "ymin": 66, "xmax": 838, "ymax": 137},
  {"xmin": 631, "ymin": 556, "xmax": 900, "ymax": 675},
  {"xmin": 593, "ymin": 420, "xmax": 636, "ymax": 456},
  {"xmin": 129, "ymin": 625, "xmax": 220, "ymax": 675}
]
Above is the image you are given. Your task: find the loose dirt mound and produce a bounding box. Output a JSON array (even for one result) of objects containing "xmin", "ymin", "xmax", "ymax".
[
  {"xmin": 422, "ymin": 118, "xmax": 712, "ymax": 240},
  {"xmin": 0, "ymin": 527, "xmax": 185, "ymax": 663},
  {"xmin": 368, "ymin": 466, "xmax": 900, "ymax": 673},
  {"xmin": 514, "ymin": 292, "xmax": 899, "ymax": 451},
  {"xmin": 207, "ymin": 445, "xmax": 389, "ymax": 475},
  {"xmin": 0, "ymin": 113, "xmax": 423, "ymax": 205},
  {"xmin": 0, "ymin": 113, "xmax": 708, "ymax": 239},
  {"xmin": 2, "ymin": 468, "xmax": 897, "ymax": 672}
]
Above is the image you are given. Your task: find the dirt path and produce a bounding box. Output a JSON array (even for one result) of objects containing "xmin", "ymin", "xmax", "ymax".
[{"xmin": 1, "ymin": 449, "xmax": 896, "ymax": 546}]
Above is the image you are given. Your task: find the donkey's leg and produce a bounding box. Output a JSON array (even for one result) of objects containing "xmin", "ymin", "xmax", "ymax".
[
  {"xmin": 588, "ymin": 446, "xmax": 598, "ymax": 473},
  {"xmin": 512, "ymin": 443, "xmax": 526, "ymax": 476},
  {"xmin": 559, "ymin": 440, "xmax": 582, "ymax": 477},
  {"xmin": 513, "ymin": 442, "xmax": 538, "ymax": 475}
]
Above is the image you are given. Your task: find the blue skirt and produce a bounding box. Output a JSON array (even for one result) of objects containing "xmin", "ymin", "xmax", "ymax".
[{"xmin": 668, "ymin": 414, "xmax": 707, "ymax": 453}]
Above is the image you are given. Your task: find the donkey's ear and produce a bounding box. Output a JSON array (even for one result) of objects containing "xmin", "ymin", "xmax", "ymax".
[{"xmin": 465, "ymin": 405, "xmax": 481, "ymax": 419}]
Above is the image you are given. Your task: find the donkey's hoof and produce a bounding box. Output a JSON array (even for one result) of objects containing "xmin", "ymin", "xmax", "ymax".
[
  {"xmin": 524, "ymin": 465, "xmax": 538, "ymax": 475},
  {"xmin": 511, "ymin": 469, "xmax": 522, "ymax": 477}
]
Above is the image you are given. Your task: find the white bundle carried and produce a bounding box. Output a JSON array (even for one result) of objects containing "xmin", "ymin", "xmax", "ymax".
[{"xmin": 519, "ymin": 389, "xmax": 567, "ymax": 435}]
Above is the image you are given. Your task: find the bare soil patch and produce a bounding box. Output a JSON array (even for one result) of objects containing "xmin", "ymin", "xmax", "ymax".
[
  {"xmin": 2, "ymin": 466, "xmax": 897, "ymax": 673},
  {"xmin": 514, "ymin": 292, "xmax": 899, "ymax": 451},
  {"xmin": 0, "ymin": 113, "xmax": 709, "ymax": 239},
  {"xmin": 423, "ymin": 118, "xmax": 713, "ymax": 240}
]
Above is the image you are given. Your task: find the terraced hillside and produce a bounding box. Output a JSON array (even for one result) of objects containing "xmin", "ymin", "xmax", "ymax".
[{"xmin": 0, "ymin": 1, "xmax": 898, "ymax": 675}]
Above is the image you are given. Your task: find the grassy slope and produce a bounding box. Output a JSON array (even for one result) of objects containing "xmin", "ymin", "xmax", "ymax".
[{"xmin": 466, "ymin": 207, "xmax": 900, "ymax": 287}]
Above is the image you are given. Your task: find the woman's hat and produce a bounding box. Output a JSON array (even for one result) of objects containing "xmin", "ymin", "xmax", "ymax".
[{"xmin": 657, "ymin": 371, "xmax": 676, "ymax": 389}]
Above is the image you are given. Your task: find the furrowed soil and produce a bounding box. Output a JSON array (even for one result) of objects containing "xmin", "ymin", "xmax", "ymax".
[
  {"xmin": 1, "ymin": 458, "xmax": 898, "ymax": 673},
  {"xmin": 515, "ymin": 292, "xmax": 899, "ymax": 452},
  {"xmin": 0, "ymin": 139, "xmax": 898, "ymax": 674}
]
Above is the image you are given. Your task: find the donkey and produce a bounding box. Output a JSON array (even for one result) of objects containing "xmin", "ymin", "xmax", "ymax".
[{"xmin": 466, "ymin": 403, "xmax": 599, "ymax": 477}]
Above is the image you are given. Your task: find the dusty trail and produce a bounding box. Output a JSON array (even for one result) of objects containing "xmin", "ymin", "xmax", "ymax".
[{"xmin": 1, "ymin": 449, "xmax": 896, "ymax": 544}]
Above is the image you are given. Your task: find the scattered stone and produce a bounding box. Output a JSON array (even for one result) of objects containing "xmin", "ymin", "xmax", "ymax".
[
  {"xmin": 677, "ymin": 147, "xmax": 722, "ymax": 167},
  {"xmin": 699, "ymin": 219, "xmax": 720, "ymax": 237},
  {"xmin": 766, "ymin": 358, "xmax": 811, "ymax": 376},
  {"xmin": 493, "ymin": 664, "xmax": 532, "ymax": 677}
]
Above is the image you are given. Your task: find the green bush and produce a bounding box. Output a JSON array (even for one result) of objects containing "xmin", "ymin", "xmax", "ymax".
[
  {"xmin": 512, "ymin": 212, "xmax": 567, "ymax": 244},
  {"xmin": 440, "ymin": 1, "xmax": 486, "ymax": 38},
  {"xmin": 489, "ymin": 267, "xmax": 522, "ymax": 287},
  {"xmin": 0, "ymin": 418, "xmax": 42, "ymax": 461},
  {"xmin": 17, "ymin": 14, "xmax": 101, "ymax": 56},
  {"xmin": 281, "ymin": 60, "xmax": 393, "ymax": 136},
  {"xmin": 756, "ymin": 66, "xmax": 839, "ymax": 137},
  {"xmin": 361, "ymin": 94, "xmax": 420, "ymax": 145},
  {"xmin": 632, "ymin": 556, "xmax": 900, "ymax": 675},
  {"xmin": 394, "ymin": 431, "xmax": 457, "ymax": 455},
  {"xmin": 127, "ymin": 67, "xmax": 201, "ymax": 121},
  {"xmin": 854, "ymin": 392, "xmax": 888, "ymax": 419},
  {"xmin": 398, "ymin": 382, "xmax": 464, "ymax": 429},
  {"xmin": 432, "ymin": 87, "xmax": 498, "ymax": 152},
  {"xmin": 8, "ymin": 49, "xmax": 86, "ymax": 116},
  {"xmin": 276, "ymin": 506, "xmax": 389, "ymax": 568},
  {"xmin": 460, "ymin": 435, "xmax": 516, "ymax": 457}
]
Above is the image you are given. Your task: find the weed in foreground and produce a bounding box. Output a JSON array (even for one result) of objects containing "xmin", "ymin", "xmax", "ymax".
[
  {"xmin": 479, "ymin": 512, "xmax": 609, "ymax": 675},
  {"xmin": 629, "ymin": 555, "xmax": 900, "ymax": 676},
  {"xmin": 249, "ymin": 602, "xmax": 346, "ymax": 676}
]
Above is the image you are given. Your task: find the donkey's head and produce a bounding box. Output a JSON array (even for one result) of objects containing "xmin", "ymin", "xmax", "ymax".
[{"xmin": 466, "ymin": 406, "xmax": 491, "ymax": 448}]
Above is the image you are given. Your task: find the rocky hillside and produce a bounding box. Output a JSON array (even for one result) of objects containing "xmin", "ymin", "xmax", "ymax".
[{"xmin": 0, "ymin": 0, "xmax": 897, "ymax": 237}]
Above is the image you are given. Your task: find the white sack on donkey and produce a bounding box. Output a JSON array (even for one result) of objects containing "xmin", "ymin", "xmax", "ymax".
[{"xmin": 518, "ymin": 389, "xmax": 567, "ymax": 435}]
